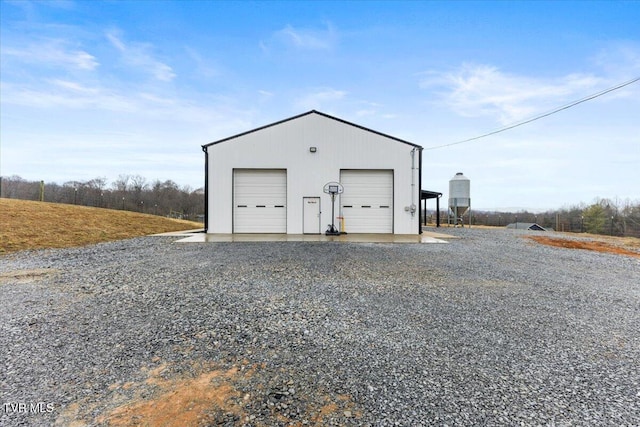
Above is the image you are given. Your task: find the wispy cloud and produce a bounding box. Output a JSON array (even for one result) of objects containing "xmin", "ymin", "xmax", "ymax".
[
  {"xmin": 262, "ymin": 22, "xmax": 338, "ymax": 53},
  {"xmin": 420, "ymin": 64, "xmax": 606, "ymax": 124},
  {"xmin": 355, "ymin": 109, "xmax": 376, "ymax": 117},
  {"xmin": 1, "ymin": 39, "xmax": 98, "ymax": 70},
  {"xmin": 354, "ymin": 101, "xmax": 392, "ymax": 118},
  {"xmin": 295, "ymin": 88, "xmax": 347, "ymax": 110},
  {"xmin": 184, "ymin": 46, "xmax": 218, "ymax": 78},
  {"xmin": 279, "ymin": 22, "xmax": 337, "ymax": 49},
  {"xmin": 1, "ymin": 79, "xmax": 135, "ymax": 111},
  {"xmin": 106, "ymin": 30, "xmax": 176, "ymax": 82},
  {"xmin": 590, "ymin": 43, "xmax": 640, "ymax": 96},
  {"xmin": 37, "ymin": 0, "xmax": 77, "ymax": 10}
]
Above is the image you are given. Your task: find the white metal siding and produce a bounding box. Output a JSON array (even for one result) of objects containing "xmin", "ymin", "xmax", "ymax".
[
  {"xmin": 207, "ymin": 112, "xmax": 420, "ymax": 235},
  {"xmin": 233, "ymin": 169, "xmax": 286, "ymax": 233},
  {"xmin": 340, "ymin": 170, "xmax": 393, "ymax": 233}
]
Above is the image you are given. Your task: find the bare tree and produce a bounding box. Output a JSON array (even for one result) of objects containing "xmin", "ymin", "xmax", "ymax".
[{"xmin": 112, "ymin": 174, "xmax": 131, "ymax": 192}]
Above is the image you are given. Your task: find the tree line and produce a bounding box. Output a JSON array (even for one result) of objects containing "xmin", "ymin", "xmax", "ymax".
[
  {"xmin": 3, "ymin": 175, "xmax": 638, "ymax": 237},
  {"xmin": 429, "ymin": 197, "xmax": 640, "ymax": 238},
  {"xmin": 1, "ymin": 175, "xmax": 204, "ymax": 221}
]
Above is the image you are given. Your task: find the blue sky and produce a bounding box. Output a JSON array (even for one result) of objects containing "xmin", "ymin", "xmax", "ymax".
[{"xmin": 1, "ymin": 0, "xmax": 638, "ymax": 211}]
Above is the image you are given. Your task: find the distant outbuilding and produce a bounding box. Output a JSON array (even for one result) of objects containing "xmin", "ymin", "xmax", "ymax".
[
  {"xmin": 202, "ymin": 110, "xmax": 425, "ymax": 235},
  {"xmin": 506, "ymin": 223, "xmax": 551, "ymax": 231}
]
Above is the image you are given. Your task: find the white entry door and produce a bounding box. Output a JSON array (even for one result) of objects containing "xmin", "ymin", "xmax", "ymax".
[{"xmin": 303, "ymin": 197, "xmax": 321, "ymax": 234}]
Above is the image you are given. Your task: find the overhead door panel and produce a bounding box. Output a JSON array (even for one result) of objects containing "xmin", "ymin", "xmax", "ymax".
[
  {"xmin": 340, "ymin": 170, "xmax": 393, "ymax": 233},
  {"xmin": 234, "ymin": 169, "xmax": 286, "ymax": 233}
]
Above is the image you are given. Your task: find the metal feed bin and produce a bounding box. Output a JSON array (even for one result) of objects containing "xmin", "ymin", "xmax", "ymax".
[{"xmin": 448, "ymin": 172, "xmax": 471, "ymax": 227}]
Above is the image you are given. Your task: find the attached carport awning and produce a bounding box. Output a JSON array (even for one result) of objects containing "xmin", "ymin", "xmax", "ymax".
[{"xmin": 421, "ymin": 190, "xmax": 443, "ymax": 227}]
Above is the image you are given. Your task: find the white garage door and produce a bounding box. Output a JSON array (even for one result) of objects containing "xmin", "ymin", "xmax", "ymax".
[
  {"xmin": 340, "ymin": 170, "xmax": 393, "ymax": 233},
  {"xmin": 233, "ymin": 169, "xmax": 286, "ymax": 233}
]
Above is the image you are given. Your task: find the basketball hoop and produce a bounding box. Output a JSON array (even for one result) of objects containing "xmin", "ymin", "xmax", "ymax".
[
  {"xmin": 323, "ymin": 182, "xmax": 343, "ymax": 195},
  {"xmin": 323, "ymin": 181, "xmax": 343, "ymax": 235}
]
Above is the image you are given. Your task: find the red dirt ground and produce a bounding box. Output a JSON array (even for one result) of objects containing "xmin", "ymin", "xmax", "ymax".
[
  {"xmin": 527, "ymin": 235, "xmax": 640, "ymax": 259},
  {"xmin": 59, "ymin": 359, "xmax": 360, "ymax": 426}
]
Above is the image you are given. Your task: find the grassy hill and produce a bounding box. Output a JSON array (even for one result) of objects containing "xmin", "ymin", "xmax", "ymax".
[{"xmin": 0, "ymin": 199, "xmax": 202, "ymax": 254}]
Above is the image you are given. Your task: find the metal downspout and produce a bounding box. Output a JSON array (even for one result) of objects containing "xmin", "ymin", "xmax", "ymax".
[
  {"xmin": 202, "ymin": 145, "xmax": 209, "ymax": 233},
  {"xmin": 410, "ymin": 148, "xmax": 416, "ymax": 217},
  {"xmin": 418, "ymin": 147, "xmax": 423, "ymax": 234}
]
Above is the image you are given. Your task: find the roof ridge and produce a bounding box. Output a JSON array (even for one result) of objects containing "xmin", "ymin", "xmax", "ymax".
[{"xmin": 202, "ymin": 110, "xmax": 422, "ymax": 149}]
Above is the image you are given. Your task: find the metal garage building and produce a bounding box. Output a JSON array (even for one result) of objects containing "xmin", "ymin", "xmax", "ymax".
[{"xmin": 202, "ymin": 110, "xmax": 423, "ymax": 235}]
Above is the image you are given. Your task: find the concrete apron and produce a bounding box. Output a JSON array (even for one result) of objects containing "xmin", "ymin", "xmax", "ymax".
[{"xmin": 156, "ymin": 230, "xmax": 453, "ymax": 244}]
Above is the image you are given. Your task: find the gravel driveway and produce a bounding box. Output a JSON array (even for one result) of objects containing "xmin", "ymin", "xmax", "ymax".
[{"xmin": 1, "ymin": 228, "xmax": 639, "ymax": 426}]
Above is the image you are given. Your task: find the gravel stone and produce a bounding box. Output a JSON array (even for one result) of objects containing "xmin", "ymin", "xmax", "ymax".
[{"xmin": 1, "ymin": 229, "xmax": 639, "ymax": 426}]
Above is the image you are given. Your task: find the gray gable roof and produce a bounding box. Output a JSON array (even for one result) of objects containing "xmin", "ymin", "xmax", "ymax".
[{"xmin": 202, "ymin": 110, "xmax": 422, "ymax": 149}]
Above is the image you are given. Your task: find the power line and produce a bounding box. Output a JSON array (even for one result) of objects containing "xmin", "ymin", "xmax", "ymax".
[{"xmin": 423, "ymin": 76, "xmax": 640, "ymax": 151}]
